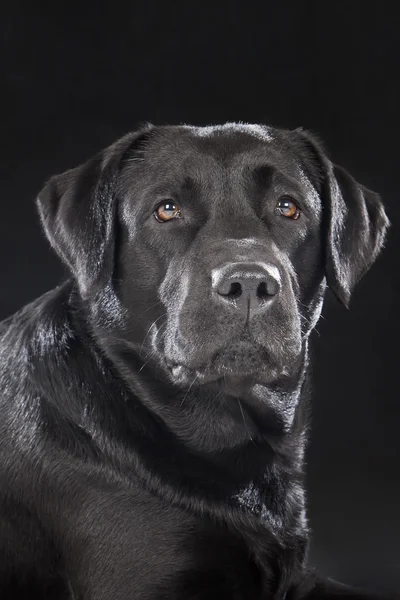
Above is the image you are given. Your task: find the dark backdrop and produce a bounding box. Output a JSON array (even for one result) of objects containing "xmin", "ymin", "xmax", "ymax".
[{"xmin": 1, "ymin": 3, "xmax": 399, "ymax": 595}]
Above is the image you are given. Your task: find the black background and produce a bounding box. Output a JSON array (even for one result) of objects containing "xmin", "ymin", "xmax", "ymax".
[{"xmin": 1, "ymin": 3, "xmax": 399, "ymax": 595}]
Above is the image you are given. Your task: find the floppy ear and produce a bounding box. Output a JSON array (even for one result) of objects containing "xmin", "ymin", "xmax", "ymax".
[
  {"xmin": 36, "ymin": 126, "xmax": 153, "ymax": 299},
  {"xmin": 291, "ymin": 129, "xmax": 390, "ymax": 307}
]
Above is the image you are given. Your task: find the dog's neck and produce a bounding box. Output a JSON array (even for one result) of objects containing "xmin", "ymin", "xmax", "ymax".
[{"xmin": 97, "ymin": 347, "xmax": 310, "ymax": 550}]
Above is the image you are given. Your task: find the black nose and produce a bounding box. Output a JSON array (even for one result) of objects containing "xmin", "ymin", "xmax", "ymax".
[{"xmin": 211, "ymin": 262, "xmax": 281, "ymax": 315}]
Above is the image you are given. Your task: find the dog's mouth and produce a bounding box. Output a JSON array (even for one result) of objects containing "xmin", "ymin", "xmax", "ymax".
[{"xmin": 167, "ymin": 341, "xmax": 290, "ymax": 388}]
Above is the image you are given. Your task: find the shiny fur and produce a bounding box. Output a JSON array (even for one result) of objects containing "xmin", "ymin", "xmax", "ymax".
[{"xmin": 0, "ymin": 123, "xmax": 391, "ymax": 599}]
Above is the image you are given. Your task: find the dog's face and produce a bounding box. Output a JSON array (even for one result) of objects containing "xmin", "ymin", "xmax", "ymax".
[
  {"xmin": 36, "ymin": 123, "xmax": 389, "ymax": 435},
  {"xmin": 116, "ymin": 125, "xmax": 325, "ymax": 391}
]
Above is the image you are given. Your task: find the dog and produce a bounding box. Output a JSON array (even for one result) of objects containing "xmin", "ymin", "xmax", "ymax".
[{"xmin": 0, "ymin": 122, "xmax": 392, "ymax": 599}]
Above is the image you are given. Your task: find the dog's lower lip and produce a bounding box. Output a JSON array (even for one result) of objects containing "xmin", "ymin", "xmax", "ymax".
[
  {"xmin": 170, "ymin": 363, "xmax": 222, "ymax": 383},
  {"xmin": 170, "ymin": 363, "xmax": 265, "ymax": 384}
]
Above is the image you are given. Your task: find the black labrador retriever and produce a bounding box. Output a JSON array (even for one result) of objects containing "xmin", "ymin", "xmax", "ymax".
[{"xmin": 0, "ymin": 123, "xmax": 392, "ymax": 599}]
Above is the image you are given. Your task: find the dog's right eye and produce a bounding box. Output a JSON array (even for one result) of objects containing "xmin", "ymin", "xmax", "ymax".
[{"xmin": 154, "ymin": 201, "xmax": 182, "ymax": 223}]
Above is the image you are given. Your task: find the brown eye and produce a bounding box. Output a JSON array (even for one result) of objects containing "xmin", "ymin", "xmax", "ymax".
[
  {"xmin": 154, "ymin": 201, "xmax": 181, "ymax": 222},
  {"xmin": 276, "ymin": 197, "xmax": 300, "ymax": 220}
]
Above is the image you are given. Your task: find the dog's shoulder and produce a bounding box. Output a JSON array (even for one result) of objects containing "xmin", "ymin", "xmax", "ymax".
[{"xmin": 0, "ymin": 280, "xmax": 90, "ymax": 442}]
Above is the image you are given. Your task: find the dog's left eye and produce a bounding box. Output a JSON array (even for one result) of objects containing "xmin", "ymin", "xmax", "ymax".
[
  {"xmin": 154, "ymin": 201, "xmax": 181, "ymax": 223},
  {"xmin": 276, "ymin": 197, "xmax": 301, "ymax": 220}
]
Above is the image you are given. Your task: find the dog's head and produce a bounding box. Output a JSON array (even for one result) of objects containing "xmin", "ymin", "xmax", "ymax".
[{"xmin": 37, "ymin": 123, "xmax": 389, "ymax": 438}]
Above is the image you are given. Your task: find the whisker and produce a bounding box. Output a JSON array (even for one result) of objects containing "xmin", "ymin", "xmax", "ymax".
[
  {"xmin": 180, "ymin": 373, "xmax": 199, "ymax": 407},
  {"xmin": 212, "ymin": 388, "xmax": 225, "ymax": 403},
  {"xmin": 138, "ymin": 353, "xmax": 155, "ymax": 373},
  {"xmin": 139, "ymin": 314, "xmax": 167, "ymax": 356},
  {"xmin": 139, "ymin": 322, "xmax": 169, "ymax": 368},
  {"xmin": 141, "ymin": 300, "xmax": 164, "ymax": 315},
  {"xmin": 237, "ymin": 396, "xmax": 256, "ymax": 446}
]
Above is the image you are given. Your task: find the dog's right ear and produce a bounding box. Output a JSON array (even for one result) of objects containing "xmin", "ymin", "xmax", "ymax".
[{"xmin": 36, "ymin": 126, "xmax": 154, "ymax": 299}]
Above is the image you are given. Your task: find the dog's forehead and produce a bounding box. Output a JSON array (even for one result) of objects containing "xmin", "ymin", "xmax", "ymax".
[
  {"xmin": 148, "ymin": 123, "xmax": 278, "ymax": 161},
  {"xmin": 181, "ymin": 122, "xmax": 274, "ymax": 143},
  {"xmin": 138, "ymin": 123, "xmax": 305, "ymax": 177},
  {"xmin": 119, "ymin": 124, "xmax": 321, "ymax": 214}
]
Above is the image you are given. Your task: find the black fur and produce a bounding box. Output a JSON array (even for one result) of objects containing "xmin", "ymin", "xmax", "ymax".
[{"xmin": 0, "ymin": 123, "xmax": 392, "ymax": 599}]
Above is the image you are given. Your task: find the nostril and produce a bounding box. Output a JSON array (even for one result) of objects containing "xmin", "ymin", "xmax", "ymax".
[
  {"xmin": 218, "ymin": 281, "xmax": 242, "ymax": 298},
  {"xmin": 257, "ymin": 279, "xmax": 279, "ymax": 300},
  {"xmin": 227, "ymin": 281, "xmax": 242, "ymax": 299},
  {"xmin": 257, "ymin": 281, "xmax": 269, "ymax": 301}
]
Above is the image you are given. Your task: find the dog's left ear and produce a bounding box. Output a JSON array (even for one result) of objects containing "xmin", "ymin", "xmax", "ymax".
[
  {"xmin": 37, "ymin": 126, "xmax": 154, "ymax": 299},
  {"xmin": 290, "ymin": 129, "xmax": 390, "ymax": 307}
]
